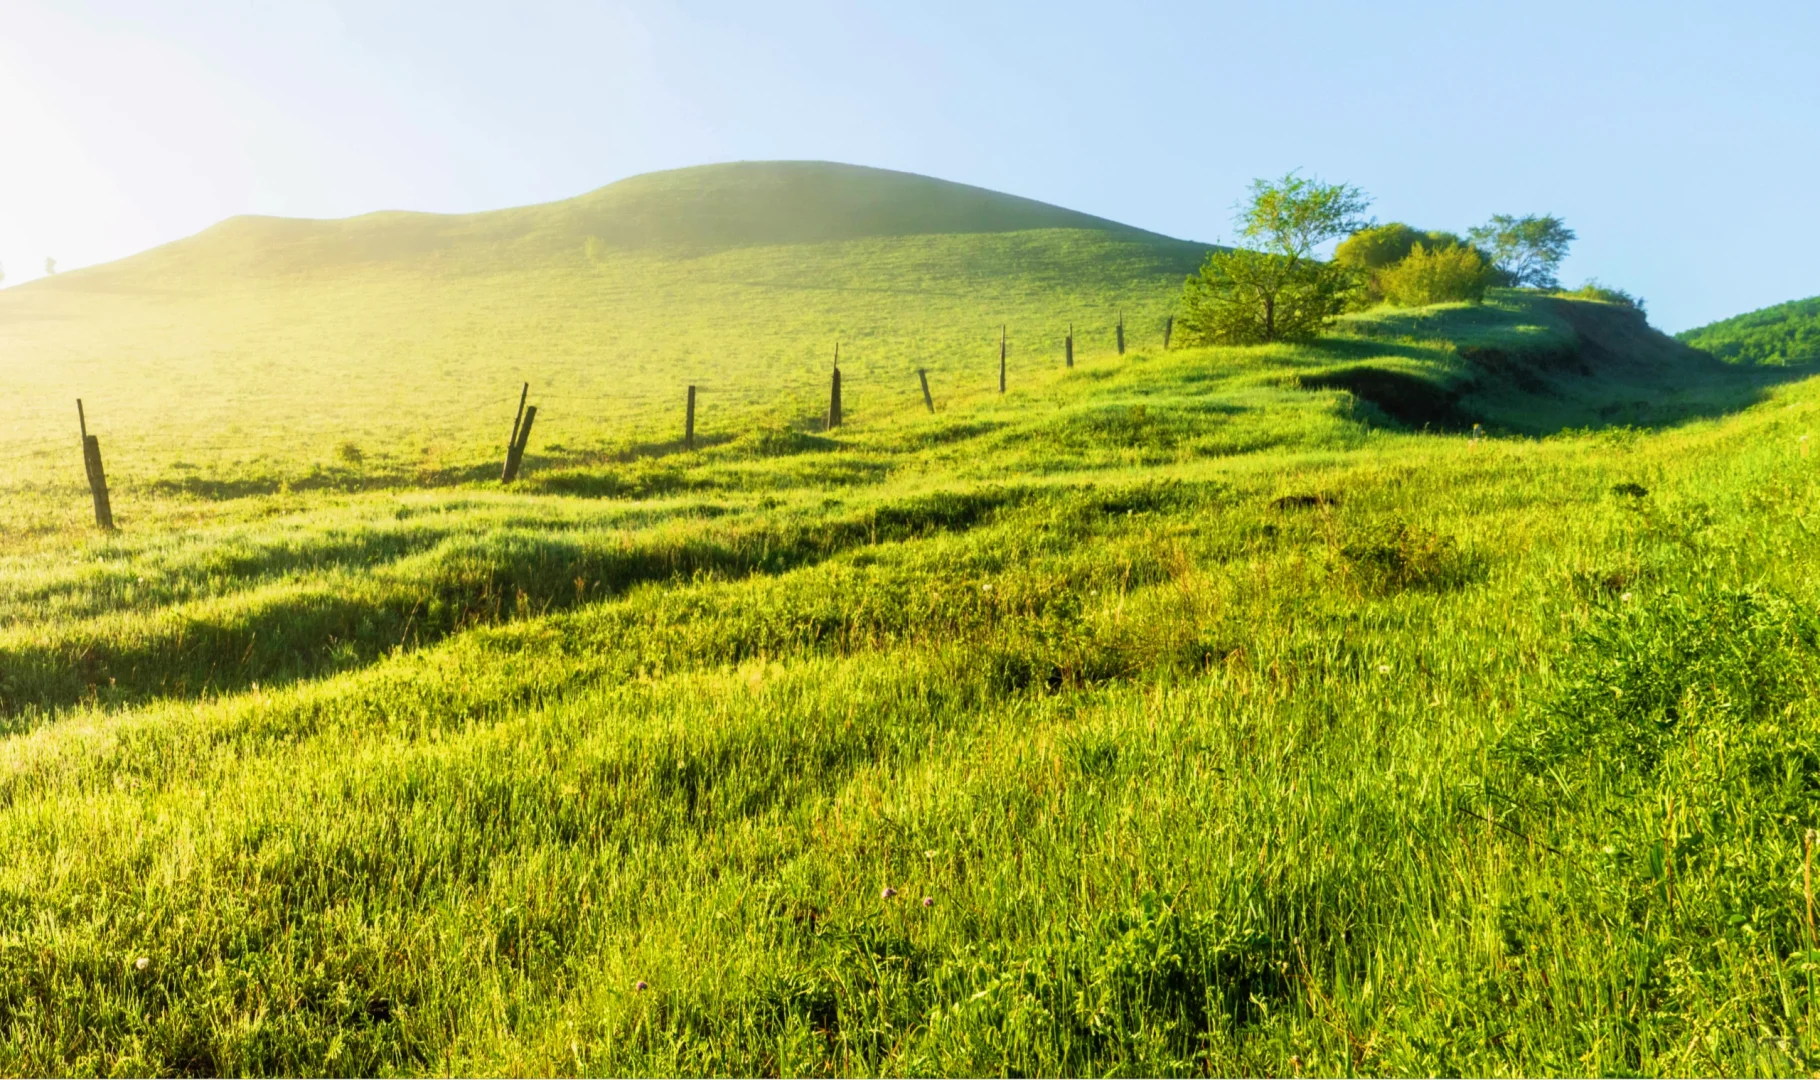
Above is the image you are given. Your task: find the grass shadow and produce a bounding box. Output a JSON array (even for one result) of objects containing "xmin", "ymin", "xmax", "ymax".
[{"xmin": 0, "ymin": 485, "xmax": 1039, "ymax": 720}]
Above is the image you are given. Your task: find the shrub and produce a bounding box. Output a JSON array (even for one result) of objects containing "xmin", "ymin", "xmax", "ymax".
[
  {"xmin": 1177, "ymin": 248, "xmax": 1355, "ymax": 346},
  {"xmin": 1333, "ymin": 223, "xmax": 1427, "ymax": 273},
  {"xmin": 1378, "ymin": 243, "xmax": 1497, "ymax": 307},
  {"xmin": 1558, "ymin": 280, "xmax": 1646, "ymax": 315},
  {"xmin": 1335, "ymin": 224, "xmax": 1478, "ymax": 304}
]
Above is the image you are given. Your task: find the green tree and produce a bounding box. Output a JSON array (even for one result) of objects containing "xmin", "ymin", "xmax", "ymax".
[
  {"xmin": 1237, "ymin": 172, "xmax": 1372, "ymax": 262},
  {"xmin": 1179, "ymin": 248, "xmax": 1355, "ymax": 344},
  {"xmin": 1179, "ymin": 173, "xmax": 1369, "ymax": 345},
  {"xmin": 1468, "ymin": 214, "xmax": 1574, "ymax": 288}
]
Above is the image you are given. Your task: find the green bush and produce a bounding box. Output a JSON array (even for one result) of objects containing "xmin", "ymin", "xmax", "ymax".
[
  {"xmin": 1177, "ymin": 248, "xmax": 1354, "ymax": 346},
  {"xmin": 1378, "ymin": 243, "xmax": 1496, "ymax": 307},
  {"xmin": 1333, "ymin": 224, "xmax": 1427, "ymax": 272},
  {"xmin": 1557, "ymin": 280, "xmax": 1646, "ymax": 315},
  {"xmin": 1335, "ymin": 224, "xmax": 1478, "ymax": 305}
]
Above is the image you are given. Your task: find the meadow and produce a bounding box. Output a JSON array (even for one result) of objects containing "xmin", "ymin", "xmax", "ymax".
[{"xmin": 4, "ymin": 162, "xmax": 1820, "ymax": 1076}]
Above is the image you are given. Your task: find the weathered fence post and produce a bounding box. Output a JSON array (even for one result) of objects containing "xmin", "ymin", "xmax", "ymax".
[
  {"xmin": 508, "ymin": 381, "xmax": 528, "ymax": 451},
  {"xmin": 84, "ymin": 435, "xmax": 114, "ymax": 530},
  {"xmin": 1116, "ymin": 311, "xmax": 1125, "ymax": 356},
  {"xmin": 999, "ymin": 325, "xmax": 1007, "ymax": 393},
  {"xmin": 1164, "ymin": 315, "xmax": 1174, "ymax": 350},
  {"xmin": 77, "ymin": 398, "xmax": 93, "ymax": 487},
  {"xmin": 685, "ymin": 385, "xmax": 697, "ymax": 450},
  {"xmin": 1065, "ymin": 324, "xmax": 1074, "ymax": 368},
  {"xmin": 918, "ymin": 368, "xmax": 935, "ymax": 413},
  {"xmin": 502, "ymin": 405, "xmax": 536, "ymax": 482},
  {"xmin": 828, "ymin": 365, "xmax": 843, "ymax": 429},
  {"xmin": 76, "ymin": 400, "xmax": 113, "ymax": 530},
  {"xmin": 501, "ymin": 383, "xmax": 529, "ymax": 480}
]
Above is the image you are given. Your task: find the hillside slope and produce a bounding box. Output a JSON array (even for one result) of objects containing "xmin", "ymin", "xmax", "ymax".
[
  {"xmin": 5, "ymin": 281, "xmax": 1820, "ymax": 1071},
  {"xmin": 1318, "ymin": 291, "xmax": 1775, "ymax": 432},
  {"xmin": 0, "ymin": 162, "xmax": 1208, "ymax": 478},
  {"xmin": 1678, "ymin": 293, "xmax": 1820, "ymax": 365}
]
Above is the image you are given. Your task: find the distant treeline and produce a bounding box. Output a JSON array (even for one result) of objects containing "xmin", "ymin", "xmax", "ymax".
[{"xmin": 1679, "ymin": 294, "xmax": 1820, "ymax": 365}]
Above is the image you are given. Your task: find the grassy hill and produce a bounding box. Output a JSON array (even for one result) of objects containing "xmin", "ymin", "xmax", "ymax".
[
  {"xmin": 4, "ymin": 165, "xmax": 1820, "ymax": 1074},
  {"xmin": 0, "ymin": 161, "xmax": 1207, "ymax": 514},
  {"xmin": 1678, "ymin": 292, "xmax": 1820, "ymax": 365}
]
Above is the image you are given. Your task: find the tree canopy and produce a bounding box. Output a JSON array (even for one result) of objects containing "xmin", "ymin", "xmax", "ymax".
[
  {"xmin": 1237, "ymin": 173, "xmax": 1372, "ymax": 261},
  {"xmin": 1179, "ymin": 248, "xmax": 1354, "ymax": 345},
  {"xmin": 1468, "ymin": 214, "xmax": 1574, "ymax": 289},
  {"xmin": 1334, "ymin": 223, "xmax": 1467, "ymax": 272},
  {"xmin": 1179, "ymin": 174, "xmax": 1368, "ymax": 346}
]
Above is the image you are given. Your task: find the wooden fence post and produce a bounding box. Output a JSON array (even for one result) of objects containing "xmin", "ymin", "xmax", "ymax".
[
  {"xmin": 918, "ymin": 368, "xmax": 935, "ymax": 413},
  {"xmin": 502, "ymin": 405, "xmax": 536, "ymax": 482},
  {"xmin": 83, "ymin": 435, "xmax": 114, "ymax": 530},
  {"xmin": 1066, "ymin": 324, "xmax": 1074, "ymax": 369},
  {"xmin": 999, "ymin": 325, "xmax": 1007, "ymax": 393},
  {"xmin": 1116, "ymin": 311, "xmax": 1125, "ymax": 356},
  {"xmin": 508, "ymin": 381, "xmax": 528, "ymax": 451},
  {"xmin": 828, "ymin": 365, "xmax": 842, "ymax": 429},
  {"xmin": 1164, "ymin": 315, "xmax": 1174, "ymax": 350},
  {"xmin": 685, "ymin": 385, "xmax": 697, "ymax": 450},
  {"xmin": 77, "ymin": 399, "xmax": 93, "ymax": 488},
  {"xmin": 501, "ymin": 383, "xmax": 530, "ymax": 479}
]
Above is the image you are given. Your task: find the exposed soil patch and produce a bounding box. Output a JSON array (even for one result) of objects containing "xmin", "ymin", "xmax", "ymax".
[{"xmin": 1300, "ymin": 367, "xmax": 1471, "ymax": 429}]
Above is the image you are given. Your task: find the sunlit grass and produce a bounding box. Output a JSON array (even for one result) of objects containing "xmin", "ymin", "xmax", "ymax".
[{"xmin": 4, "ymin": 185, "xmax": 1820, "ymax": 1073}]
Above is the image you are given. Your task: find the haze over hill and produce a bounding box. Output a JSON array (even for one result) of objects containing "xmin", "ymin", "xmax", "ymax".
[
  {"xmin": 65, "ymin": 161, "xmax": 1183, "ymax": 282},
  {"xmin": 0, "ymin": 161, "xmax": 1209, "ymax": 473}
]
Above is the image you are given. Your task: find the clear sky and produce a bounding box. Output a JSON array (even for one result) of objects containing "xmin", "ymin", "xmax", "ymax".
[{"xmin": 3, "ymin": 0, "xmax": 1815, "ymax": 331}]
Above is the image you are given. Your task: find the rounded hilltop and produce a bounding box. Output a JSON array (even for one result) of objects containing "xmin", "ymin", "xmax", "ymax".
[
  {"xmin": 557, "ymin": 160, "xmax": 1166, "ymax": 251},
  {"xmin": 47, "ymin": 160, "xmax": 1194, "ymax": 282}
]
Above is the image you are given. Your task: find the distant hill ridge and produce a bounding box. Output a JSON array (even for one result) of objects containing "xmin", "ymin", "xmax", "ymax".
[{"xmin": 71, "ymin": 161, "xmax": 1183, "ymax": 281}]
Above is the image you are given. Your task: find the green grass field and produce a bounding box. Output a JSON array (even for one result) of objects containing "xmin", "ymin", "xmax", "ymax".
[{"xmin": 5, "ymin": 162, "xmax": 1820, "ymax": 1076}]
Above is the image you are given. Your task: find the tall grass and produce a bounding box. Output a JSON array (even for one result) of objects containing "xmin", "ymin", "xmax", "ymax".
[{"xmin": 2, "ymin": 287, "xmax": 1819, "ymax": 1074}]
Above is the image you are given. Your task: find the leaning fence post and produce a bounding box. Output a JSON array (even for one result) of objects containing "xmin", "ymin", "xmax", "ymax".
[
  {"xmin": 508, "ymin": 381, "xmax": 528, "ymax": 451},
  {"xmin": 685, "ymin": 385, "xmax": 697, "ymax": 450},
  {"xmin": 501, "ymin": 383, "xmax": 530, "ymax": 480},
  {"xmin": 502, "ymin": 405, "xmax": 536, "ymax": 482},
  {"xmin": 77, "ymin": 399, "xmax": 94, "ymax": 488},
  {"xmin": 1116, "ymin": 311, "xmax": 1125, "ymax": 356},
  {"xmin": 918, "ymin": 368, "xmax": 935, "ymax": 413}
]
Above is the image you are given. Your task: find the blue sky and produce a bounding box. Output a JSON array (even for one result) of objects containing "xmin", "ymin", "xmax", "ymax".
[{"xmin": 3, "ymin": 0, "xmax": 1815, "ymax": 331}]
